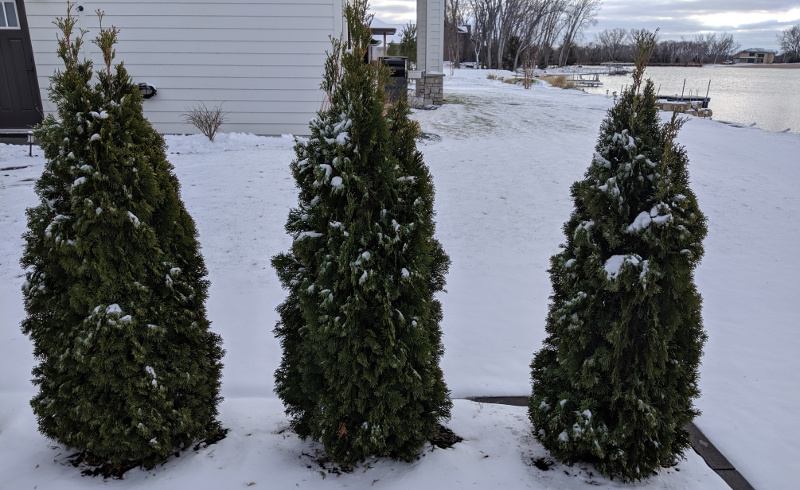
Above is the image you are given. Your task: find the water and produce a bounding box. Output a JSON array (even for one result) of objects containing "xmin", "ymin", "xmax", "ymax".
[{"xmin": 579, "ymin": 65, "xmax": 800, "ymax": 134}]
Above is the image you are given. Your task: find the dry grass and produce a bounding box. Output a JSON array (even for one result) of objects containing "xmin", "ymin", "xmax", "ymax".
[{"xmin": 543, "ymin": 74, "xmax": 576, "ymax": 89}]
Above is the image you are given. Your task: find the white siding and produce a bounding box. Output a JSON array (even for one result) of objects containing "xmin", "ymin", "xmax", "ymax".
[
  {"xmin": 26, "ymin": 0, "xmax": 344, "ymax": 135},
  {"xmin": 416, "ymin": 0, "xmax": 443, "ymax": 73}
]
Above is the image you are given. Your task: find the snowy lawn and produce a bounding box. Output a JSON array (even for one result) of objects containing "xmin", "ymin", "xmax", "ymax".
[{"xmin": 1, "ymin": 69, "xmax": 797, "ymax": 488}]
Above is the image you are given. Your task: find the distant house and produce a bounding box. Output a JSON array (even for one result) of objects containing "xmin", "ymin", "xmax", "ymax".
[
  {"xmin": 443, "ymin": 22, "xmax": 474, "ymax": 65},
  {"xmin": 734, "ymin": 48, "xmax": 776, "ymax": 64},
  {"xmin": 11, "ymin": 0, "xmax": 346, "ymax": 135}
]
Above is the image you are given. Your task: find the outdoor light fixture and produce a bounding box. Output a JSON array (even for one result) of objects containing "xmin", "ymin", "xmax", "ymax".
[
  {"xmin": 27, "ymin": 131, "xmax": 33, "ymax": 157},
  {"xmin": 138, "ymin": 83, "xmax": 157, "ymax": 99}
]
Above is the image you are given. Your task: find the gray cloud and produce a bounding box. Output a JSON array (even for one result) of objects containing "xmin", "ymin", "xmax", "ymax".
[{"xmin": 369, "ymin": 1, "xmax": 799, "ymax": 50}]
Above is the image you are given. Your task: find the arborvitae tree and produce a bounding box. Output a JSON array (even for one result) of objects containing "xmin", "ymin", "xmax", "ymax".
[
  {"xmin": 528, "ymin": 31, "xmax": 707, "ymax": 482},
  {"xmin": 21, "ymin": 7, "xmax": 223, "ymax": 469},
  {"xmin": 273, "ymin": 0, "xmax": 451, "ymax": 467}
]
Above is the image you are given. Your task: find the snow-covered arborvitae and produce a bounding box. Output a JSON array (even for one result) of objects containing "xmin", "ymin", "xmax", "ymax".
[
  {"xmin": 273, "ymin": 0, "xmax": 451, "ymax": 467},
  {"xmin": 528, "ymin": 31, "xmax": 708, "ymax": 482},
  {"xmin": 21, "ymin": 9, "xmax": 223, "ymax": 469}
]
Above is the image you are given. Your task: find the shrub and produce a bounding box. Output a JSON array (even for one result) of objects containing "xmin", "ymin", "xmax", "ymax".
[
  {"xmin": 546, "ymin": 74, "xmax": 576, "ymax": 89},
  {"xmin": 22, "ymin": 6, "xmax": 223, "ymax": 470},
  {"xmin": 182, "ymin": 102, "xmax": 227, "ymax": 142},
  {"xmin": 528, "ymin": 30, "xmax": 707, "ymax": 482},
  {"xmin": 272, "ymin": 0, "xmax": 451, "ymax": 468}
]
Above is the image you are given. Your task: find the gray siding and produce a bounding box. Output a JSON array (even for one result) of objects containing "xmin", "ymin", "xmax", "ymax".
[
  {"xmin": 416, "ymin": 0, "xmax": 443, "ymax": 73},
  {"xmin": 26, "ymin": 0, "xmax": 344, "ymax": 135}
]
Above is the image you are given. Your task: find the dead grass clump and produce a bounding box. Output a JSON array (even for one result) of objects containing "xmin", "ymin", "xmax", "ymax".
[{"xmin": 546, "ymin": 75, "xmax": 576, "ymax": 89}]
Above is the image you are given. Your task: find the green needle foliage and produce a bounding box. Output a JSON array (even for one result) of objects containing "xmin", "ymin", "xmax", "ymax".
[
  {"xmin": 21, "ymin": 6, "xmax": 224, "ymax": 469},
  {"xmin": 528, "ymin": 30, "xmax": 708, "ymax": 482},
  {"xmin": 273, "ymin": 0, "xmax": 451, "ymax": 468}
]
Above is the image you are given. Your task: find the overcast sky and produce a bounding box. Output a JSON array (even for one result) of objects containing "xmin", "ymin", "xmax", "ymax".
[{"xmin": 370, "ymin": 0, "xmax": 800, "ymax": 51}]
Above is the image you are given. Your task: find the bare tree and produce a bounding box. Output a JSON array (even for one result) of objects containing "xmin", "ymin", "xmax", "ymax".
[
  {"xmin": 466, "ymin": 0, "xmax": 575, "ymax": 70},
  {"xmin": 468, "ymin": 0, "xmax": 498, "ymax": 67},
  {"xmin": 507, "ymin": 0, "xmax": 557, "ymax": 72},
  {"xmin": 557, "ymin": 0, "xmax": 600, "ymax": 67},
  {"xmin": 445, "ymin": 0, "xmax": 466, "ymax": 67},
  {"xmin": 536, "ymin": 0, "xmax": 567, "ymax": 68},
  {"xmin": 596, "ymin": 27, "xmax": 628, "ymax": 62},
  {"xmin": 778, "ymin": 24, "xmax": 800, "ymax": 62},
  {"xmin": 709, "ymin": 32, "xmax": 739, "ymax": 64}
]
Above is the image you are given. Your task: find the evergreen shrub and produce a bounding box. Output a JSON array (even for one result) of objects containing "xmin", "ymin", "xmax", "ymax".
[
  {"xmin": 21, "ymin": 6, "xmax": 224, "ymax": 469},
  {"xmin": 528, "ymin": 31, "xmax": 708, "ymax": 482},
  {"xmin": 272, "ymin": 0, "xmax": 451, "ymax": 467}
]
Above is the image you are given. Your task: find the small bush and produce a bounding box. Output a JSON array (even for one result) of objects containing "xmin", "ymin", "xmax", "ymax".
[
  {"xmin": 182, "ymin": 102, "xmax": 227, "ymax": 142},
  {"xmin": 486, "ymin": 73, "xmax": 498, "ymax": 80},
  {"xmin": 546, "ymin": 75, "xmax": 575, "ymax": 89}
]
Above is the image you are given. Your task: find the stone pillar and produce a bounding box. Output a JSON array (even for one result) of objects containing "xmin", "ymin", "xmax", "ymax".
[
  {"xmin": 415, "ymin": 73, "xmax": 444, "ymax": 107},
  {"xmin": 412, "ymin": 0, "xmax": 445, "ymax": 108}
]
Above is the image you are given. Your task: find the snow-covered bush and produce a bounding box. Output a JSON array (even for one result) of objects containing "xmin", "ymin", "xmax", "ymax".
[
  {"xmin": 528, "ymin": 31, "xmax": 708, "ymax": 481},
  {"xmin": 272, "ymin": 0, "xmax": 451, "ymax": 467},
  {"xmin": 21, "ymin": 7, "xmax": 223, "ymax": 469}
]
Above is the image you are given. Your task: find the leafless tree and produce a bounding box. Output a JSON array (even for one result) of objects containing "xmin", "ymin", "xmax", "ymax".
[
  {"xmin": 535, "ymin": 0, "xmax": 567, "ymax": 68},
  {"xmin": 466, "ymin": 0, "xmax": 579, "ymax": 70},
  {"xmin": 506, "ymin": 0, "xmax": 556, "ymax": 72},
  {"xmin": 557, "ymin": 0, "xmax": 600, "ymax": 67},
  {"xmin": 709, "ymin": 32, "xmax": 740, "ymax": 64},
  {"xmin": 596, "ymin": 27, "xmax": 628, "ymax": 62},
  {"xmin": 777, "ymin": 24, "xmax": 800, "ymax": 62},
  {"xmin": 445, "ymin": 0, "xmax": 466, "ymax": 67},
  {"xmin": 468, "ymin": 0, "xmax": 499, "ymax": 67}
]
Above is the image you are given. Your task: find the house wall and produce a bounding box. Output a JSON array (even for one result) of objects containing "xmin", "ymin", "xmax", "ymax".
[
  {"xmin": 733, "ymin": 50, "xmax": 775, "ymax": 64},
  {"xmin": 25, "ymin": 0, "xmax": 344, "ymax": 135},
  {"xmin": 416, "ymin": 0, "xmax": 443, "ymax": 73}
]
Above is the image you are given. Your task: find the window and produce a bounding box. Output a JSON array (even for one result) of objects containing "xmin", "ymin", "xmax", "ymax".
[{"xmin": 0, "ymin": 1, "xmax": 20, "ymax": 29}]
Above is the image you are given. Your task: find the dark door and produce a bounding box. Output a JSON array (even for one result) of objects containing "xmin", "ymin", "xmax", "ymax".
[{"xmin": 0, "ymin": 0, "xmax": 43, "ymax": 130}]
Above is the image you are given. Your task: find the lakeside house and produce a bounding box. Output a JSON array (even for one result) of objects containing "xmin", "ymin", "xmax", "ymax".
[
  {"xmin": 2, "ymin": 0, "xmax": 445, "ymax": 135},
  {"xmin": 734, "ymin": 48, "xmax": 776, "ymax": 64}
]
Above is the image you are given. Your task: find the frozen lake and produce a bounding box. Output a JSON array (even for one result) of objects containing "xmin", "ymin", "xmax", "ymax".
[{"xmin": 578, "ymin": 64, "xmax": 800, "ymax": 134}]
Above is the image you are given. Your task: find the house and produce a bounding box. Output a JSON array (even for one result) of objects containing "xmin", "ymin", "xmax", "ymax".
[
  {"xmin": 734, "ymin": 48, "xmax": 776, "ymax": 64},
  {"xmin": 1, "ymin": 0, "xmax": 43, "ymax": 131},
  {"xmin": 5, "ymin": 0, "xmax": 346, "ymax": 135},
  {"xmin": 443, "ymin": 22, "xmax": 474, "ymax": 65},
  {"xmin": 2, "ymin": 0, "xmax": 444, "ymax": 135}
]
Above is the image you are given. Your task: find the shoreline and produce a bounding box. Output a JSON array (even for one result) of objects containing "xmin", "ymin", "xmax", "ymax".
[
  {"xmin": 721, "ymin": 63, "xmax": 800, "ymax": 69},
  {"xmin": 579, "ymin": 62, "xmax": 800, "ymax": 69}
]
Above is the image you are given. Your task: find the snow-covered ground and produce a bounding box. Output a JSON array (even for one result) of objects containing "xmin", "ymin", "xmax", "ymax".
[{"xmin": 1, "ymin": 68, "xmax": 797, "ymax": 489}]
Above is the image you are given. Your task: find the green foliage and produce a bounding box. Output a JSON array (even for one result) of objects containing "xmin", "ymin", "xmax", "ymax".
[
  {"xmin": 272, "ymin": 0, "xmax": 451, "ymax": 468},
  {"xmin": 21, "ymin": 5, "xmax": 224, "ymax": 469},
  {"xmin": 528, "ymin": 30, "xmax": 707, "ymax": 482},
  {"xmin": 392, "ymin": 22, "xmax": 417, "ymax": 65}
]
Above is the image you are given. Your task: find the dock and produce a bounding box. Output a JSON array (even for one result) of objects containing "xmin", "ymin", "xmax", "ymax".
[{"xmin": 657, "ymin": 96, "xmax": 712, "ymax": 117}]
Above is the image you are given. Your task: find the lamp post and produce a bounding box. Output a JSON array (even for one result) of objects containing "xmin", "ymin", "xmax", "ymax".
[{"xmin": 27, "ymin": 131, "xmax": 34, "ymax": 157}]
